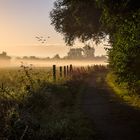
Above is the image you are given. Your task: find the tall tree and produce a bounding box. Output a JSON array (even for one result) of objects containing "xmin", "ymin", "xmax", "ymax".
[
  {"xmin": 53, "ymin": 54, "xmax": 61, "ymax": 59},
  {"xmin": 50, "ymin": 0, "xmax": 104, "ymax": 45},
  {"xmin": 83, "ymin": 44, "xmax": 95, "ymax": 58}
]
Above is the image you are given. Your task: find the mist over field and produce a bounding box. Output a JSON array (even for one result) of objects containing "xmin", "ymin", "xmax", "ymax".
[{"xmin": 0, "ymin": 59, "xmax": 107, "ymax": 68}]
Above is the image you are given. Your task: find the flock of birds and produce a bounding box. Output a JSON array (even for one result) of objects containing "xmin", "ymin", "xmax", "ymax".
[{"xmin": 35, "ymin": 36, "xmax": 50, "ymax": 46}]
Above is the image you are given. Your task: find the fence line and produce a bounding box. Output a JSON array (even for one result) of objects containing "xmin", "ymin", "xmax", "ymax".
[
  {"xmin": 52, "ymin": 64, "xmax": 92, "ymax": 81},
  {"xmin": 52, "ymin": 64, "xmax": 107, "ymax": 81},
  {"xmin": 52, "ymin": 64, "xmax": 73, "ymax": 81}
]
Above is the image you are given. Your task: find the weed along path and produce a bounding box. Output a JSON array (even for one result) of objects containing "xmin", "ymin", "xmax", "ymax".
[{"xmin": 81, "ymin": 73, "xmax": 140, "ymax": 140}]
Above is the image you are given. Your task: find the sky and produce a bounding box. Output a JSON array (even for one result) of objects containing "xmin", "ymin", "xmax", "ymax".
[{"xmin": 0, "ymin": 0, "xmax": 106, "ymax": 58}]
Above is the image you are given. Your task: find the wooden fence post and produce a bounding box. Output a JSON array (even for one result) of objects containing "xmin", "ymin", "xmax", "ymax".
[
  {"xmin": 70, "ymin": 64, "xmax": 73, "ymax": 74},
  {"xmin": 53, "ymin": 65, "xmax": 56, "ymax": 81},
  {"xmin": 87, "ymin": 66, "xmax": 90, "ymax": 72},
  {"xmin": 67, "ymin": 65, "xmax": 69, "ymax": 75},
  {"xmin": 64, "ymin": 66, "xmax": 66, "ymax": 77},
  {"xmin": 60, "ymin": 66, "xmax": 62, "ymax": 77}
]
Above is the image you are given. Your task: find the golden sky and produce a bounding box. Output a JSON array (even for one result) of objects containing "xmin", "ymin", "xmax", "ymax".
[{"xmin": 0, "ymin": 0, "xmax": 106, "ymax": 58}]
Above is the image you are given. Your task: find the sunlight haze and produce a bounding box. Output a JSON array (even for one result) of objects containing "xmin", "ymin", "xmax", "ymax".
[{"xmin": 0, "ymin": 0, "xmax": 106, "ymax": 58}]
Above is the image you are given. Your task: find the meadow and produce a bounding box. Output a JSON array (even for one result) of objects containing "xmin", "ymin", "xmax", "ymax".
[{"xmin": 0, "ymin": 64, "xmax": 95, "ymax": 140}]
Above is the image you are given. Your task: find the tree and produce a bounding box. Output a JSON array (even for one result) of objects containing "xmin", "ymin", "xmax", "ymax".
[
  {"xmin": 52, "ymin": 54, "xmax": 61, "ymax": 59},
  {"xmin": 83, "ymin": 44, "xmax": 95, "ymax": 58},
  {"xmin": 50, "ymin": 0, "xmax": 104, "ymax": 45},
  {"xmin": 1, "ymin": 51, "xmax": 7, "ymax": 56},
  {"xmin": 99, "ymin": 0, "xmax": 140, "ymax": 91},
  {"xmin": 0, "ymin": 51, "xmax": 11, "ymax": 60},
  {"xmin": 50, "ymin": 0, "xmax": 139, "ymax": 44},
  {"xmin": 107, "ymin": 11, "xmax": 140, "ymax": 91}
]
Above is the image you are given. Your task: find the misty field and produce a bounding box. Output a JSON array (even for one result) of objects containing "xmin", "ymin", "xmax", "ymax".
[
  {"xmin": 1, "ymin": 65, "xmax": 140, "ymax": 140},
  {"xmin": 0, "ymin": 59, "xmax": 107, "ymax": 68},
  {"xmin": 0, "ymin": 65, "xmax": 96, "ymax": 140}
]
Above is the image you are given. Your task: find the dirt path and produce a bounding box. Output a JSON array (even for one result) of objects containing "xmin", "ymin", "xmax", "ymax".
[{"xmin": 81, "ymin": 73, "xmax": 140, "ymax": 140}]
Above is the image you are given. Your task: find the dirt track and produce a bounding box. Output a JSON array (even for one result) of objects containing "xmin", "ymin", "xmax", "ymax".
[{"xmin": 81, "ymin": 73, "xmax": 140, "ymax": 140}]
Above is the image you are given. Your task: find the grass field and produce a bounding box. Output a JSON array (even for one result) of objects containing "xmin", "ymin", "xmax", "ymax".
[{"xmin": 0, "ymin": 65, "xmax": 95, "ymax": 140}]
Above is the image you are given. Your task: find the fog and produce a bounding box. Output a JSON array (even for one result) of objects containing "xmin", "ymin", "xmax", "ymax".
[{"xmin": 0, "ymin": 59, "xmax": 107, "ymax": 68}]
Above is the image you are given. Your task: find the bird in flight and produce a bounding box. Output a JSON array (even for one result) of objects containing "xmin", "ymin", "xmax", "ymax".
[{"xmin": 35, "ymin": 36, "xmax": 50, "ymax": 46}]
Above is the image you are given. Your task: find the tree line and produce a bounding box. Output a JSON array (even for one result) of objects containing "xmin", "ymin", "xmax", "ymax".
[{"xmin": 15, "ymin": 44, "xmax": 106, "ymax": 61}]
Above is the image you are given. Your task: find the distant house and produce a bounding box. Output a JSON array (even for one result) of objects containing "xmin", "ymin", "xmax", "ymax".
[{"xmin": 68, "ymin": 48, "xmax": 83, "ymax": 59}]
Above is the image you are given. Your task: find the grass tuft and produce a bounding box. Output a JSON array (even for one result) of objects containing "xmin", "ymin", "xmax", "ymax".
[{"xmin": 106, "ymin": 72, "xmax": 140, "ymax": 108}]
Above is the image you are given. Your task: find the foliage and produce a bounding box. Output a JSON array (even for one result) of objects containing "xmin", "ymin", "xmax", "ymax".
[
  {"xmin": 106, "ymin": 72, "xmax": 140, "ymax": 108},
  {"xmin": 83, "ymin": 44, "xmax": 95, "ymax": 58},
  {"xmin": 50, "ymin": 0, "xmax": 104, "ymax": 45},
  {"xmin": 52, "ymin": 54, "xmax": 61, "ymax": 59},
  {"xmin": 0, "ymin": 51, "xmax": 11, "ymax": 60},
  {"xmin": 104, "ymin": 9, "xmax": 140, "ymax": 92},
  {"xmin": 50, "ymin": 0, "xmax": 139, "ymax": 45}
]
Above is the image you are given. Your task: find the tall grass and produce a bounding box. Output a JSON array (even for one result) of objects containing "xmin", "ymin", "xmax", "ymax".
[
  {"xmin": 0, "ymin": 65, "xmax": 95, "ymax": 140},
  {"xmin": 106, "ymin": 72, "xmax": 140, "ymax": 108}
]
